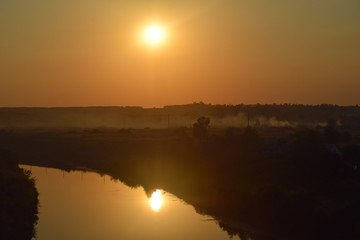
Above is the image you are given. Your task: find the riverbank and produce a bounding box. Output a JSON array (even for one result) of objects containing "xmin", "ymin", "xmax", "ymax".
[{"xmin": 0, "ymin": 150, "xmax": 39, "ymax": 240}]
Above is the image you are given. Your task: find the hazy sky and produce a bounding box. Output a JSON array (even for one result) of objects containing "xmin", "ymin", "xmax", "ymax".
[{"xmin": 1, "ymin": 0, "xmax": 359, "ymax": 107}]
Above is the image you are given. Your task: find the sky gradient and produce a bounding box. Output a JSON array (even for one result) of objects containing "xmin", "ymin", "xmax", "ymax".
[{"xmin": 1, "ymin": 0, "xmax": 359, "ymax": 107}]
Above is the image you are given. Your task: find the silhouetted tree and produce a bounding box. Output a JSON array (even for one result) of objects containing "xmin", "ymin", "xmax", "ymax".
[{"xmin": 193, "ymin": 117, "xmax": 210, "ymax": 140}]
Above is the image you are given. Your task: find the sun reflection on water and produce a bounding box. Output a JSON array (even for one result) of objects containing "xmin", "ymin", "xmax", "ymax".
[{"xmin": 149, "ymin": 189, "xmax": 163, "ymax": 212}]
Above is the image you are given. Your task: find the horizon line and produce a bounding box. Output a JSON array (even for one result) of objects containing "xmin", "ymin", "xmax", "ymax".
[{"xmin": 0, "ymin": 102, "xmax": 359, "ymax": 109}]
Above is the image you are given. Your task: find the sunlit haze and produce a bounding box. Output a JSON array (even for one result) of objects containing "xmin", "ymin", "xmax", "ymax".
[{"xmin": 0, "ymin": 0, "xmax": 359, "ymax": 107}]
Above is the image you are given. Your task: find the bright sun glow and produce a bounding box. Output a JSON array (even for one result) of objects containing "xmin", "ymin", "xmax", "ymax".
[
  {"xmin": 149, "ymin": 189, "xmax": 163, "ymax": 212},
  {"xmin": 142, "ymin": 24, "xmax": 166, "ymax": 46}
]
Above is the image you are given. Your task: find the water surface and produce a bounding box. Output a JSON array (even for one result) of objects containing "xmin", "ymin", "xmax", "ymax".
[{"xmin": 22, "ymin": 165, "xmax": 239, "ymax": 240}]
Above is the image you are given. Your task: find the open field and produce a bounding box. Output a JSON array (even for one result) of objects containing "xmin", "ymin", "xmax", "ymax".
[{"xmin": 1, "ymin": 122, "xmax": 360, "ymax": 240}]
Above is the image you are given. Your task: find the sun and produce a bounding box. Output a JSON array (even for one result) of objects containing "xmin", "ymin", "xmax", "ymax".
[
  {"xmin": 142, "ymin": 24, "xmax": 166, "ymax": 46},
  {"xmin": 149, "ymin": 189, "xmax": 163, "ymax": 212}
]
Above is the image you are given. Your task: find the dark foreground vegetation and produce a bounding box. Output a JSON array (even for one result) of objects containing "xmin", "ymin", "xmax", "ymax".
[
  {"xmin": 0, "ymin": 103, "xmax": 359, "ymax": 240},
  {"xmin": 1, "ymin": 122, "xmax": 359, "ymax": 240},
  {"xmin": 0, "ymin": 150, "xmax": 39, "ymax": 240}
]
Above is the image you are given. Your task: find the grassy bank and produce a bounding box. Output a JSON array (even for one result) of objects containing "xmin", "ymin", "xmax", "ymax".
[{"xmin": 0, "ymin": 150, "xmax": 39, "ymax": 240}]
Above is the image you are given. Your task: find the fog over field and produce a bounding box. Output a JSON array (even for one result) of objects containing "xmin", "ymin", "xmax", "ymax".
[{"xmin": 0, "ymin": 103, "xmax": 356, "ymax": 130}]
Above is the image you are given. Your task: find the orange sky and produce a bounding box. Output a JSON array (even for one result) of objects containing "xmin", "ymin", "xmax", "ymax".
[{"xmin": 0, "ymin": 0, "xmax": 359, "ymax": 107}]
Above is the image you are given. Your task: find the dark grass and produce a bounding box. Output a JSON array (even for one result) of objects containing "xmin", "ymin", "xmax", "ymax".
[
  {"xmin": 0, "ymin": 150, "xmax": 39, "ymax": 240},
  {"xmin": 0, "ymin": 126, "xmax": 360, "ymax": 240}
]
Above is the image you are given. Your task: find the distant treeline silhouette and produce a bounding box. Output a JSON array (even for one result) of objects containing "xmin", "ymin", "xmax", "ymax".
[{"xmin": 0, "ymin": 103, "xmax": 359, "ymax": 129}]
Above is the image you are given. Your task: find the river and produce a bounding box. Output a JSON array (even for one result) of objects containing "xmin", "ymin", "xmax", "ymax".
[{"xmin": 21, "ymin": 165, "xmax": 239, "ymax": 240}]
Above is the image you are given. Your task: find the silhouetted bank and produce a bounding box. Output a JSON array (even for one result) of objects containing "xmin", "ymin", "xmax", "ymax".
[
  {"xmin": 0, "ymin": 150, "xmax": 39, "ymax": 240},
  {"xmin": 0, "ymin": 125, "xmax": 360, "ymax": 240}
]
